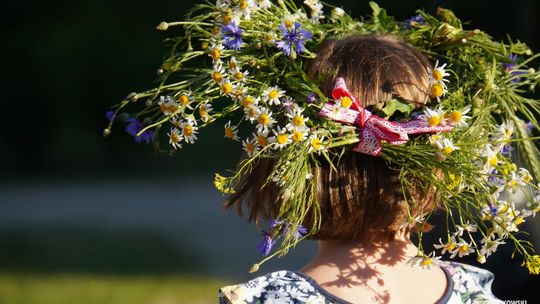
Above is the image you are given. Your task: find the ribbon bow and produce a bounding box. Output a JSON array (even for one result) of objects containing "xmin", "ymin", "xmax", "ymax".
[{"xmin": 318, "ymin": 77, "xmax": 454, "ymax": 156}]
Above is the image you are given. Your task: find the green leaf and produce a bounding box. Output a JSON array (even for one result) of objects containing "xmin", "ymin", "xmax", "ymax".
[{"xmin": 380, "ymin": 99, "xmax": 415, "ymax": 119}]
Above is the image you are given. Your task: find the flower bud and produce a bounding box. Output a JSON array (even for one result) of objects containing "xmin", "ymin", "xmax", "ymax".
[
  {"xmin": 103, "ymin": 128, "xmax": 111, "ymax": 137},
  {"xmin": 156, "ymin": 22, "xmax": 169, "ymax": 31},
  {"xmin": 249, "ymin": 263, "xmax": 260, "ymax": 273},
  {"xmin": 330, "ymin": 7, "xmax": 345, "ymax": 22}
]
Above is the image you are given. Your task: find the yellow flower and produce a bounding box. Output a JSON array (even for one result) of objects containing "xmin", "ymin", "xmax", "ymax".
[{"xmin": 224, "ymin": 121, "xmax": 239, "ymax": 141}]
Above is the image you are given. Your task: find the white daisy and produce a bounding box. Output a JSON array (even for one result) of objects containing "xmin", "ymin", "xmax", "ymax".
[
  {"xmin": 480, "ymin": 235, "xmax": 505, "ymax": 258},
  {"xmin": 434, "ymin": 236, "xmax": 458, "ymax": 255},
  {"xmin": 211, "ymin": 63, "xmax": 226, "ymax": 84},
  {"xmin": 421, "ymin": 107, "xmax": 445, "ymax": 127},
  {"xmin": 158, "ymin": 96, "xmax": 178, "ymax": 116},
  {"xmin": 330, "ymin": 7, "xmax": 345, "ymax": 23},
  {"xmin": 447, "ymin": 106, "xmax": 471, "ymax": 128},
  {"xmin": 255, "ymin": 107, "xmax": 276, "ymax": 133},
  {"xmin": 177, "ymin": 91, "xmax": 193, "ymax": 109},
  {"xmin": 435, "ymin": 138, "xmax": 460, "ymax": 155},
  {"xmin": 270, "ymin": 127, "xmax": 291, "ymax": 150},
  {"xmin": 254, "ymin": 130, "xmax": 270, "ymax": 147},
  {"xmin": 209, "ymin": 43, "xmax": 224, "ymax": 62},
  {"xmin": 179, "ymin": 119, "xmax": 198, "ymax": 144},
  {"xmin": 429, "ymin": 60, "xmax": 450, "ymax": 84},
  {"xmin": 308, "ymin": 134, "xmax": 326, "ymax": 154},
  {"xmin": 254, "ymin": 0, "xmax": 272, "ymax": 10},
  {"xmin": 198, "ymin": 102, "xmax": 213, "ymax": 122},
  {"xmin": 242, "ymin": 138, "xmax": 258, "ymax": 157},
  {"xmin": 495, "ymin": 120, "xmax": 514, "ymax": 142},
  {"xmin": 230, "ymin": 67, "xmax": 249, "ymax": 83},
  {"xmin": 263, "ymin": 86, "xmax": 285, "ymax": 105},
  {"xmin": 224, "ymin": 121, "xmax": 240, "ymax": 141},
  {"xmin": 286, "ymin": 107, "xmax": 309, "ymax": 131},
  {"xmin": 168, "ymin": 127, "xmax": 183, "ymax": 149}
]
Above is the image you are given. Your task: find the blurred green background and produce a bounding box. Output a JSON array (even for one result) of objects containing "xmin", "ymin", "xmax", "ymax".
[{"xmin": 1, "ymin": 0, "xmax": 539, "ymax": 303}]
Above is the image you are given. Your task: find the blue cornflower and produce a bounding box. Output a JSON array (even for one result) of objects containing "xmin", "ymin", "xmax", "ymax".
[
  {"xmin": 105, "ymin": 110, "xmax": 115, "ymax": 122},
  {"xmin": 269, "ymin": 218, "xmax": 308, "ymax": 240},
  {"xmin": 525, "ymin": 121, "xmax": 534, "ymax": 135},
  {"xmin": 257, "ymin": 231, "xmax": 275, "ymax": 256},
  {"xmin": 500, "ymin": 144, "xmax": 514, "ymax": 157},
  {"xmin": 502, "ymin": 54, "xmax": 525, "ymax": 83},
  {"xmin": 276, "ymin": 22, "xmax": 312, "ymax": 57},
  {"xmin": 293, "ymin": 225, "xmax": 308, "ymax": 240},
  {"xmin": 125, "ymin": 118, "xmax": 154, "ymax": 144},
  {"xmin": 306, "ymin": 93, "xmax": 318, "ymax": 103},
  {"xmin": 404, "ymin": 14, "xmax": 424, "ymax": 29},
  {"xmin": 489, "ymin": 204, "xmax": 499, "ymax": 217},
  {"xmin": 222, "ymin": 22, "xmax": 243, "ymax": 50}
]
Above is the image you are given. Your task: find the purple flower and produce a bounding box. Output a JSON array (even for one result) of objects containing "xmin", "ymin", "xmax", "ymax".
[
  {"xmin": 293, "ymin": 225, "xmax": 308, "ymax": 240},
  {"xmin": 306, "ymin": 93, "xmax": 318, "ymax": 103},
  {"xmin": 222, "ymin": 22, "xmax": 243, "ymax": 50},
  {"xmin": 269, "ymin": 219, "xmax": 308, "ymax": 240},
  {"xmin": 257, "ymin": 231, "xmax": 275, "ymax": 256},
  {"xmin": 282, "ymin": 97, "xmax": 295, "ymax": 112},
  {"xmin": 489, "ymin": 204, "xmax": 499, "ymax": 217},
  {"xmin": 405, "ymin": 14, "xmax": 424, "ymax": 28},
  {"xmin": 500, "ymin": 144, "xmax": 514, "ymax": 157},
  {"xmin": 525, "ymin": 121, "xmax": 534, "ymax": 135},
  {"xmin": 105, "ymin": 110, "xmax": 115, "ymax": 122},
  {"xmin": 276, "ymin": 22, "xmax": 312, "ymax": 57},
  {"xmin": 125, "ymin": 118, "xmax": 154, "ymax": 144},
  {"xmin": 502, "ymin": 54, "xmax": 525, "ymax": 83}
]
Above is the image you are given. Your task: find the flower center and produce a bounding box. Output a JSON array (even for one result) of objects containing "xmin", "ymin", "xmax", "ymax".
[
  {"xmin": 340, "ymin": 96, "xmax": 352, "ymax": 108},
  {"xmin": 233, "ymin": 71, "xmax": 244, "ymax": 80},
  {"xmin": 432, "ymin": 69, "xmax": 443, "ymax": 81},
  {"xmin": 223, "ymin": 14, "xmax": 232, "ymax": 25},
  {"xmin": 277, "ymin": 133, "xmax": 288, "ymax": 144},
  {"xmin": 291, "ymin": 131, "xmax": 304, "ymax": 142},
  {"xmin": 268, "ymin": 89, "xmax": 279, "ymax": 99},
  {"xmin": 445, "ymin": 243, "xmax": 456, "ymax": 251},
  {"xmin": 160, "ymin": 103, "xmax": 177, "ymax": 115},
  {"xmin": 442, "ymin": 147, "xmax": 454, "ymax": 155},
  {"xmin": 224, "ymin": 127, "xmax": 235, "ymax": 139},
  {"xmin": 239, "ymin": 0, "xmax": 248, "ymax": 9},
  {"xmin": 258, "ymin": 114, "xmax": 270, "ymax": 125},
  {"xmin": 458, "ymin": 244, "xmax": 469, "ymax": 253},
  {"xmin": 450, "ymin": 111, "xmax": 462, "ymax": 122},
  {"xmin": 183, "ymin": 125, "xmax": 193, "ymax": 136},
  {"xmin": 221, "ymin": 83, "xmax": 233, "ymax": 94},
  {"xmin": 430, "ymin": 83, "xmax": 444, "ymax": 98},
  {"xmin": 201, "ymin": 42, "xmax": 209, "ymax": 50},
  {"xmin": 311, "ymin": 138, "xmax": 322, "ymax": 150},
  {"xmin": 245, "ymin": 143, "xmax": 255, "ymax": 152},
  {"xmin": 489, "ymin": 155, "xmax": 498, "ymax": 167},
  {"xmin": 242, "ymin": 96, "xmax": 254, "ymax": 107},
  {"xmin": 211, "ymin": 49, "xmax": 221, "ymax": 60},
  {"xmin": 292, "ymin": 115, "xmax": 304, "ymax": 126},
  {"xmin": 257, "ymin": 135, "xmax": 268, "ymax": 146},
  {"xmin": 284, "ymin": 19, "xmax": 293, "ymax": 29},
  {"xmin": 199, "ymin": 107, "xmax": 207, "ymax": 117},
  {"xmin": 514, "ymin": 217, "xmax": 524, "ymax": 225},
  {"xmin": 170, "ymin": 133, "xmax": 180, "ymax": 142},
  {"xmin": 179, "ymin": 94, "xmax": 189, "ymax": 105},
  {"xmin": 211, "ymin": 26, "xmax": 220, "ymax": 35},
  {"xmin": 420, "ymin": 258, "xmax": 432, "ymax": 267},
  {"xmin": 428, "ymin": 115, "xmax": 440, "ymax": 126},
  {"xmin": 212, "ymin": 71, "xmax": 223, "ymax": 82}
]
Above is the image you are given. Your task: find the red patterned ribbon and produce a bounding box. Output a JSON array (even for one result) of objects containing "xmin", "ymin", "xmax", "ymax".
[{"xmin": 318, "ymin": 78, "xmax": 454, "ymax": 156}]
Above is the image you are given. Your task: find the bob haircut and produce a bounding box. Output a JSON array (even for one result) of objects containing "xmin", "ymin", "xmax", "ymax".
[{"xmin": 224, "ymin": 35, "xmax": 438, "ymax": 243}]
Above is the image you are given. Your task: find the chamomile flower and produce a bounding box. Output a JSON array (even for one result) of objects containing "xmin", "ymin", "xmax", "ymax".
[
  {"xmin": 407, "ymin": 252, "xmax": 441, "ymax": 270},
  {"xmin": 434, "ymin": 236, "xmax": 458, "ymax": 255},
  {"xmin": 230, "ymin": 67, "xmax": 249, "ymax": 83},
  {"xmin": 334, "ymin": 96, "xmax": 354, "ymax": 111},
  {"xmin": 158, "ymin": 96, "xmax": 178, "ymax": 116},
  {"xmin": 270, "ymin": 126, "xmax": 291, "ymax": 150},
  {"xmin": 421, "ymin": 107, "xmax": 444, "ymax": 127},
  {"xmin": 453, "ymin": 241, "xmax": 474, "ymax": 258},
  {"xmin": 454, "ymin": 222, "xmax": 477, "ymax": 237},
  {"xmin": 429, "ymin": 82, "xmax": 447, "ymax": 101},
  {"xmin": 506, "ymin": 171, "xmax": 525, "ymax": 193},
  {"xmin": 527, "ymin": 200, "xmax": 540, "ymax": 217},
  {"xmin": 518, "ymin": 167, "xmax": 533, "ymax": 183},
  {"xmin": 480, "ymin": 235, "xmax": 505, "ymax": 258},
  {"xmin": 211, "ymin": 63, "xmax": 226, "ymax": 84},
  {"xmin": 263, "ymin": 86, "xmax": 285, "ymax": 105},
  {"xmin": 255, "ymin": 107, "xmax": 276, "ymax": 133},
  {"xmin": 429, "ymin": 60, "xmax": 450, "ymax": 84},
  {"xmin": 209, "ymin": 43, "xmax": 224, "ymax": 62},
  {"xmin": 495, "ymin": 120, "xmax": 514, "ymax": 142},
  {"xmin": 236, "ymin": 0, "xmax": 254, "ymax": 19},
  {"xmin": 241, "ymin": 95, "xmax": 259, "ymax": 108},
  {"xmin": 308, "ymin": 134, "xmax": 326, "ymax": 154},
  {"xmin": 290, "ymin": 129, "xmax": 307, "ymax": 143},
  {"xmin": 224, "ymin": 121, "xmax": 240, "ymax": 141},
  {"xmin": 179, "ymin": 119, "xmax": 198, "ymax": 144},
  {"xmin": 244, "ymin": 104, "xmax": 259, "ymax": 122},
  {"xmin": 177, "ymin": 91, "xmax": 193, "ymax": 109},
  {"xmin": 242, "ymin": 138, "xmax": 258, "ymax": 157},
  {"xmin": 435, "ymin": 138, "xmax": 460, "ymax": 155},
  {"xmin": 447, "ymin": 106, "xmax": 471, "ymax": 128},
  {"xmin": 220, "ymin": 80, "xmax": 235, "ymax": 96},
  {"xmin": 198, "ymin": 102, "xmax": 213, "ymax": 122},
  {"xmin": 168, "ymin": 127, "xmax": 183, "ymax": 149},
  {"xmin": 254, "ymin": 130, "xmax": 270, "ymax": 147},
  {"xmin": 481, "ymin": 145, "xmax": 500, "ymax": 171},
  {"xmin": 286, "ymin": 107, "xmax": 309, "ymax": 131}
]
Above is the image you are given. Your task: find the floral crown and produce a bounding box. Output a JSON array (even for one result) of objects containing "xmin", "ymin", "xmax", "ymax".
[{"xmin": 105, "ymin": 0, "xmax": 540, "ymax": 274}]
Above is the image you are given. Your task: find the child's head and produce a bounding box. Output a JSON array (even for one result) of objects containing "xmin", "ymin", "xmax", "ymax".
[{"xmin": 225, "ymin": 34, "xmax": 437, "ymax": 244}]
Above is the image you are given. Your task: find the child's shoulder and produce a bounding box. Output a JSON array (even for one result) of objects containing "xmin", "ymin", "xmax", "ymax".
[
  {"xmin": 438, "ymin": 260, "xmax": 504, "ymax": 304},
  {"xmin": 218, "ymin": 270, "xmax": 332, "ymax": 304}
]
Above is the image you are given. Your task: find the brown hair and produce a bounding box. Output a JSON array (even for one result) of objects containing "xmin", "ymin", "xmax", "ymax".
[{"xmin": 224, "ymin": 35, "xmax": 436, "ymax": 243}]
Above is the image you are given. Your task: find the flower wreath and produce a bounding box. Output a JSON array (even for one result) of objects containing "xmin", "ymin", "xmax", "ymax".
[{"xmin": 105, "ymin": 0, "xmax": 540, "ymax": 274}]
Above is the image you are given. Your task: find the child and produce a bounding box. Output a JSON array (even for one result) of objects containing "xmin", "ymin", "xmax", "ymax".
[{"xmin": 218, "ymin": 35, "xmax": 503, "ymax": 304}]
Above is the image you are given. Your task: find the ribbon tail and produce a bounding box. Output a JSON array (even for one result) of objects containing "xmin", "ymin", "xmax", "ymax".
[{"xmin": 353, "ymin": 128, "xmax": 382, "ymax": 156}]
